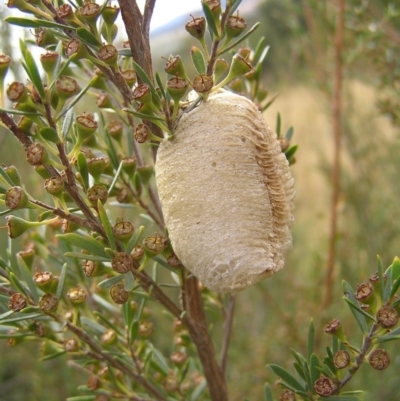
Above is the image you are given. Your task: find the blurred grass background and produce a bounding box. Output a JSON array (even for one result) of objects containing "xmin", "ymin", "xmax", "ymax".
[{"xmin": 1, "ymin": 0, "xmax": 400, "ymax": 400}]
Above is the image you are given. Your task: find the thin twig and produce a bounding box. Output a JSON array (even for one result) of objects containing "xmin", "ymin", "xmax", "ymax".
[
  {"xmin": 66, "ymin": 321, "xmax": 168, "ymax": 401},
  {"xmin": 220, "ymin": 294, "xmax": 235, "ymax": 376},
  {"xmin": 324, "ymin": 0, "xmax": 345, "ymax": 308},
  {"xmin": 143, "ymin": 0, "xmax": 157, "ymax": 39}
]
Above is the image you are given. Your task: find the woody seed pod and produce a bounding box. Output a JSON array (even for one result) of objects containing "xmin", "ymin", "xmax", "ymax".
[
  {"xmin": 279, "ymin": 389, "xmax": 296, "ymax": 401},
  {"xmin": 369, "ymin": 349, "xmax": 390, "ymax": 370},
  {"xmin": 5, "ymin": 186, "xmax": 29, "ymax": 210},
  {"xmin": 314, "ymin": 375, "xmax": 335, "ymax": 397},
  {"xmin": 112, "ymin": 252, "xmax": 134, "ymax": 274},
  {"xmin": 155, "ymin": 90, "xmax": 294, "ymax": 292},
  {"xmin": 8, "ymin": 293, "xmax": 27, "ymax": 312}
]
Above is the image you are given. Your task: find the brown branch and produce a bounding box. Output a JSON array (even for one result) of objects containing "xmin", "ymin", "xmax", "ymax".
[
  {"xmin": 220, "ymin": 294, "xmax": 235, "ymax": 376},
  {"xmin": 66, "ymin": 321, "xmax": 167, "ymax": 401},
  {"xmin": 143, "ymin": 0, "xmax": 157, "ymax": 39},
  {"xmin": 183, "ymin": 276, "xmax": 228, "ymax": 401},
  {"xmin": 118, "ymin": 0, "xmax": 154, "ymax": 81},
  {"xmin": 0, "ymin": 112, "xmax": 33, "ymax": 148},
  {"xmin": 324, "ymin": 0, "xmax": 345, "ymax": 308}
]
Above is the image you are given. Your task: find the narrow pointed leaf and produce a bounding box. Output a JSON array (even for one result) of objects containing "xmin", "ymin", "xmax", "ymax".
[
  {"xmin": 61, "ymin": 108, "xmax": 74, "ymax": 140},
  {"xmin": 124, "ymin": 271, "xmax": 135, "ymax": 292},
  {"xmin": 201, "ymin": 1, "xmax": 219, "ymax": 39},
  {"xmin": 17, "ymin": 255, "xmax": 38, "ymax": 303},
  {"xmin": 20, "ymin": 39, "xmax": 45, "ymax": 100},
  {"xmin": 191, "ymin": 47, "xmax": 206, "ymax": 74},
  {"xmin": 307, "ymin": 318, "xmax": 315, "ymax": 361},
  {"xmin": 342, "ymin": 280, "xmax": 369, "ymax": 333},
  {"xmin": 126, "ymin": 225, "xmax": 144, "ymax": 254},
  {"xmin": 56, "ymin": 263, "xmax": 68, "ymax": 300},
  {"xmin": 0, "ymin": 107, "xmax": 40, "ymax": 116},
  {"xmin": 97, "ymin": 200, "xmax": 116, "ymax": 251},
  {"xmin": 309, "ymin": 353, "xmax": 320, "ymax": 387},
  {"xmin": 264, "ymin": 383, "xmax": 273, "ymax": 401},
  {"xmin": 9, "ymin": 272, "xmax": 29, "ymax": 298},
  {"xmin": 5, "ymin": 16, "xmax": 76, "ymax": 30},
  {"xmin": 285, "ymin": 126, "xmax": 294, "ymax": 141},
  {"xmin": 58, "ymin": 233, "xmax": 109, "ymax": 258},
  {"xmin": 76, "ymin": 152, "xmax": 89, "ymax": 192},
  {"xmin": 228, "ymin": 0, "xmax": 243, "ymax": 16},
  {"xmin": 64, "ymin": 252, "xmax": 110, "ymax": 262},
  {"xmin": 76, "ymin": 27, "xmax": 102, "ymax": 47},
  {"xmin": 123, "ymin": 107, "xmax": 166, "ymax": 122},
  {"xmin": 129, "ymin": 320, "xmax": 139, "ymax": 345},
  {"xmin": 218, "ymin": 23, "xmax": 260, "ymax": 56},
  {"xmin": 97, "ymin": 274, "xmax": 124, "ymax": 289},
  {"xmin": 108, "ymin": 161, "xmax": 123, "ymax": 195},
  {"xmin": 267, "ymin": 364, "xmax": 306, "ymax": 392},
  {"xmin": 0, "ymin": 312, "xmax": 43, "ymax": 324}
]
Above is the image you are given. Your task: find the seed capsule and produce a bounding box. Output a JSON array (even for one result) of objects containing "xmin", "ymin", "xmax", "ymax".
[
  {"xmin": 155, "ymin": 90, "xmax": 294, "ymax": 292},
  {"xmin": 8, "ymin": 293, "xmax": 27, "ymax": 311},
  {"xmin": 369, "ymin": 349, "xmax": 390, "ymax": 370}
]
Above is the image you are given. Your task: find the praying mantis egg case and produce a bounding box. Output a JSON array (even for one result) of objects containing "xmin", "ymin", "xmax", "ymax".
[{"xmin": 155, "ymin": 90, "xmax": 295, "ymax": 293}]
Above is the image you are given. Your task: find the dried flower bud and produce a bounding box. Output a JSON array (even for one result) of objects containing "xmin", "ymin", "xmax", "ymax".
[
  {"xmin": 0, "ymin": 53, "xmax": 11, "ymax": 78},
  {"xmin": 101, "ymin": 329, "xmax": 117, "ymax": 345},
  {"xmin": 117, "ymin": 186, "xmax": 133, "ymax": 204},
  {"xmin": 57, "ymin": 4, "xmax": 74, "ymax": 19},
  {"xmin": 143, "ymin": 233, "xmax": 166, "ymax": 257},
  {"xmin": 279, "ymin": 389, "xmax": 296, "ymax": 401},
  {"xmin": 8, "ymin": 293, "xmax": 27, "ymax": 311},
  {"xmin": 35, "ymin": 27, "xmax": 57, "ymax": 47},
  {"xmin": 96, "ymin": 92, "xmax": 113, "ymax": 109},
  {"xmin": 377, "ymin": 306, "xmax": 398, "ymax": 328},
  {"xmin": 131, "ymin": 245, "xmax": 144, "ymax": 260},
  {"xmin": 226, "ymin": 12, "xmax": 247, "ymax": 40},
  {"xmin": 112, "ymin": 252, "xmax": 134, "ymax": 274},
  {"xmin": 7, "ymin": 82, "xmax": 28, "ymax": 102},
  {"xmin": 40, "ymin": 51, "xmax": 59, "ymax": 75},
  {"xmin": 139, "ymin": 320, "xmax": 155, "ymax": 338},
  {"xmin": 171, "ymin": 351, "xmax": 187, "ymax": 366},
  {"xmin": 63, "ymin": 337, "xmax": 79, "ymax": 352},
  {"xmin": 121, "ymin": 156, "xmax": 137, "ymax": 175},
  {"xmin": 333, "ymin": 350, "xmax": 350, "ymax": 369},
  {"xmin": 164, "ymin": 55, "xmax": 186, "ymax": 78},
  {"xmin": 369, "ymin": 349, "xmax": 390, "ymax": 370},
  {"xmin": 39, "ymin": 293, "xmax": 58, "ymax": 311},
  {"xmin": 65, "ymin": 39, "xmax": 88, "ymax": 59},
  {"xmin": 121, "ymin": 69, "xmax": 136, "ymax": 86},
  {"xmin": 87, "ymin": 184, "xmax": 108, "ymax": 205},
  {"xmin": 113, "ymin": 220, "xmax": 134, "ymax": 243},
  {"xmin": 5, "ymin": 186, "xmax": 29, "ymax": 210},
  {"xmin": 98, "ymin": 44, "xmax": 118, "ymax": 67},
  {"xmin": 155, "ymin": 90, "xmax": 294, "ymax": 292},
  {"xmin": 192, "ymin": 74, "xmax": 213, "ymax": 94},
  {"xmin": 314, "ymin": 375, "xmax": 335, "ymax": 397},
  {"xmin": 55, "ymin": 76, "xmax": 79, "ymax": 99},
  {"xmin": 26, "ymin": 143, "xmax": 48, "ymax": 166},
  {"xmin": 110, "ymin": 283, "xmax": 129, "ymax": 304},
  {"xmin": 44, "ymin": 176, "xmax": 65, "ymax": 197},
  {"xmin": 76, "ymin": 112, "xmax": 98, "ymax": 138},
  {"xmin": 167, "ymin": 253, "xmax": 183, "ymax": 268},
  {"xmin": 185, "ymin": 16, "xmax": 206, "ymax": 39},
  {"xmin": 163, "ymin": 374, "xmax": 179, "ymax": 393},
  {"xmin": 106, "ymin": 120, "xmax": 124, "ymax": 142},
  {"xmin": 33, "ymin": 271, "xmax": 53, "ymax": 290},
  {"xmin": 79, "ymin": 2, "xmax": 101, "ymax": 21},
  {"xmin": 325, "ymin": 318, "xmax": 345, "ymax": 341},
  {"xmin": 102, "ymin": 5, "xmax": 120, "ymax": 25},
  {"xmin": 134, "ymin": 123, "xmax": 150, "ymax": 143},
  {"xmin": 355, "ymin": 282, "xmax": 374, "ymax": 303},
  {"xmin": 132, "ymin": 83, "xmax": 152, "ymax": 104},
  {"xmin": 67, "ymin": 288, "xmax": 86, "ymax": 304},
  {"xmin": 167, "ymin": 76, "xmax": 188, "ymax": 102},
  {"xmin": 87, "ymin": 375, "xmax": 101, "ymax": 391}
]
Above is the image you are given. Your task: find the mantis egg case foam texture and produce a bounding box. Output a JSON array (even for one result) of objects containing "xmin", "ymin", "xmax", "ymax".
[{"xmin": 155, "ymin": 90, "xmax": 295, "ymax": 293}]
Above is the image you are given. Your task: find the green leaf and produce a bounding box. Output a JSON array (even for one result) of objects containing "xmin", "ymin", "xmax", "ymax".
[
  {"xmin": 191, "ymin": 47, "xmax": 206, "ymax": 74},
  {"xmin": 131, "ymin": 60, "xmax": 161, "ymax": 108},
  {"xmin": 201, "ymin": 1, "xmax": 219, "ymax": 39},
  {"xmin": 39, "ymin": 127, "xmax": 60, "ymax": 143},
  {"xmin": 0, "ymin": 166, "xmax": 15, "ymax": 187},
  {"xmin": 80, "ymin": 316, "xmax": 107, "ymax": 334},
  {"xmin": 309, "ymin": 353, "xmax": 320, "ymax": 387},
  {"xmin": 66, "ymin": 396, "xmax": 96, "ymax": 401},
  {"xmin": 264, "ymin": 383, "xmax": 274, "ymax": 401},
  {"xmin": 261, "ymin": 93, "xmax": 279, "ymax": 112},
  {"xmin": 389, "ymin": 274, "xmax": 400, "ymax": 300},
  {"xmin": 267, "ymin": 364, "xmax": 306, "ymax": 392},
  {"xmin": 61, "ymin": 109, "xmax": 74, "ymax": 140},
  {"xmin": 40, "ymin": 350, "xmax": 67, "ymax": 361},
  {"xmin": 325, "ymin": 396, "xmax": 361, "ymax": 401},
  {"xmin": 285, "ymin": 126, "xmax": 294, "ymax": 141},
  {"xmin": 293, "ymin": 361, "xmax": 307, "ymax": 383},
  {"xmin": 285, "ymin": 145, "xmax": 298, "ymax": 160},
  {"xmin": 126, "ymin": 225, "xmax": 144, "ymax": 254},
  {"xmin": 307, "ymin": 319, "xmax": 315, "ymax": 361},
  {"xmin": 76, "ymin": 27, "xmax": 102, "ymax": 47},
  {"xmin": 376, "ymin": 326, "xmax": 400, "ymax": 343},
  {"xmin": 0, "ymin": 312, "xmax": 43, "ymax": 324},
  {"xmin": 5, "ymin": 16, "xmax": 76, "ymax": 30},
  {"xmin": 342, "ymin": 280, "xmax": 369, "ymax": 333},
  {"xmin": 59, "ymin": 233, "xmax": 109, "ymax": 258},
  {"xmin": 9, "ymin": 272, "xmax": 29, "ymax": 298},
  {"xmin": 390, "ymin": 257, "xmax": 400, "ymax": 281},
  {"xmin": 155, "ymin": 72, "xmax": 167, "ymax": 102},
  {"xmin": 97, "ymin": 274, "xmax": 124, "ymax": 289},
  {"xmin": 383, "ymin": 266, "xmax": 393, "ymax": 305},
  {"xmin": 0, "ymin": 310, "xmax": 14, "ymax": 320},
  {"xmin": 57, "ymin": 76, "xmax": 98, "ymax": 120},
  {"xmin": 377, "ymin": 255, "xmax": 385, "ymax": 301},
  {"xmin": 123, "ymin": 107, "xmax": 166, "ymax": 122},
  {"xmin": 0, "ymin": 107, "xmax": 40, "ymax": 116},
  {"xmin": 64, "ymin": 252, "xmax": 110, "ymax": 262},
  {"xmin": 276, "ymin": 113, "xmax": 281, "ymax": 137},
  {"xmin": 17, "ymin": 255, "xmax": 39, "ymax": 303},
  {"xmin": 97, "ymin": 200, "xmax": 116, "ymax": 251},
  {"xmin": 129, "ymin": 320, "xmax": 139, "ymax": 345},
  {"xmin": 108, "ymin": 161, "xmax": 123, "ymax": 195},
  {"xmin": 151, "ymin": 347, "xmax": 170, "ymax": 376},
  {"xmin": 19, "ymin": 39, "xmax": 45, "ymax": 100},
  {"xmin": 93, "ymin": 311, "xmax": 124, "ymax": 336},
  {"xmin": 56, "ymin": 263, "xmax": 68, "ymax": 300},
  {"xmin": 343, "ymin": 296, "xmax": 375, "ymax": 322},
  {"xmin": 228, "ymin": 0, "xmax": 243, "ymax": 16},
  {"xmin": 190, "ymin": 379, "xmax": 207, "ymax": 401},
  {"xmin": 218, "ymin": 23, "xmax": 260, "ymax": 56},
  {"xmin": 103, "ymin": 122, "xmax": 120, "ymax": 170}
]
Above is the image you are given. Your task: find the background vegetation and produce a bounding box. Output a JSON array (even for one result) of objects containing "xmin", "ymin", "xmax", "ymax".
[{"xmin": 1, "ymin": 0, "xmax": 400, "ymax": 400}]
